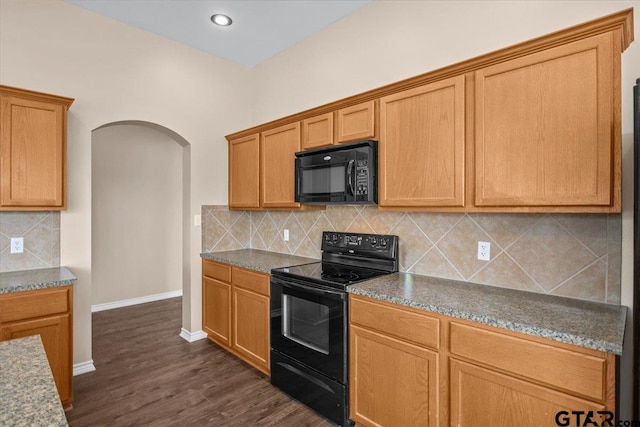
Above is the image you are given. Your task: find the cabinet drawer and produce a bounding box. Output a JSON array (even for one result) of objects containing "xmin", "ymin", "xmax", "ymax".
[
  {"xmin": 0, "ymin": 287, "xmax": 70, "ymax": 323},
  {"xmin": 232, "ymin": 267, "xmax": 270, "ymax": 296},
  {"xmin": 350, "ymin": 296, "xmax": 439, "ymax": 350},
  {"xmin": 449, "ymin": 322, "xmax": 607, "ymax": 402},
  {"xmin": 202, "ymin": 259, "xmax": 231, "ymax": 283}
]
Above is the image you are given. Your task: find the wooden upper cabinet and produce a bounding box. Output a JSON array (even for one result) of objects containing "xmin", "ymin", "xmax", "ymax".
[
  {"xmin": 379, "ymin": 76, "xmax": 465, "ymax": 207},
  {"xmin": 336, "ymin": 100, "xmax": 376, "ymax": 143},
  {"xmin": 261, "ymin": 122, "xmax": 301, "ymax": 208},
  {"xmin": 228, "ymin": 133, "xmax": 260, "ymax": 209},
  {"xmin": 0, "ymin": 86, "xmax": 73, "ymax": 210},
  {"xmin": 302, "ymin": 112, "xmax": 333, "ymax": 149},
  {"xmin": 475, "ymin": 33, "xmax": 617, "ymax": 209}
]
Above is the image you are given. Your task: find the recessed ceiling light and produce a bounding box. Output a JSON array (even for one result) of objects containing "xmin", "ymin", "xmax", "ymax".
[{"xmin": 211, "ymin": 14, "xmax": 232, "ymax": 27}]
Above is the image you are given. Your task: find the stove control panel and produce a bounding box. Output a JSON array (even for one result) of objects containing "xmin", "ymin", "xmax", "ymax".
[{"xmin": 322, "ymin": 231, "xmax": 398, "ymax": 255}]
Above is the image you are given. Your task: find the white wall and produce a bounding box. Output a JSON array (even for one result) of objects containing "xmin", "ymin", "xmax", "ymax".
[
  {"xmin": 252, "ymin": 0, "xmax": 640, "ymax": 418},
  {"xmin": 0, "ymin": 0, "xmax": 253, "ymax": 365},
  {"xmin": 92, "ymin": 124, "xmax": 182, "ymax": 306}
]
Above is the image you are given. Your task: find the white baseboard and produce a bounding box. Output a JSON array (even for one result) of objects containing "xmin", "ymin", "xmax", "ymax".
[
  {"xmin": 73, "ymin": 360, "xmax": 96, "ymax": 376},
  {"xmin": 91, "ymin": 290, "xmax": 183, "ymax": 312},
  {"xmin": 180, "ymin": 328, "xmax": 208, "ymax": 342}
]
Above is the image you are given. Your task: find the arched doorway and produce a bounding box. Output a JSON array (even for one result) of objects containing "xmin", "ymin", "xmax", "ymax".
[{"xmin": 91, "ymin": 121, "xmax": 191, "ymax": 315}]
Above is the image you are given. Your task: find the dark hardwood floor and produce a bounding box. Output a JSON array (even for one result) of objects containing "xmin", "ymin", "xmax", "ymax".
[{"xmin": 66, "ymin": 297, "xmax": 332, "ymax": 426}]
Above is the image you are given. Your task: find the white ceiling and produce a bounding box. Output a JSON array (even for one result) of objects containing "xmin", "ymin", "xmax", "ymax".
[{"xmin": 65, "ymin": 0, "xmax": 371, "ymax": 68}]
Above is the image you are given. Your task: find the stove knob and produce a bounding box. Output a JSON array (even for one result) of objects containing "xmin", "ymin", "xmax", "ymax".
[
  {"xmin": 332, "ymin": 234, "xmax": 338, "ymax": 241},
  {"xmin": 381, "ymin": 239, "xmax": 387, "ymax": 247},
  {"xmin": 370, "ymin": 237, "xmax": 377, "ymax": 246}
]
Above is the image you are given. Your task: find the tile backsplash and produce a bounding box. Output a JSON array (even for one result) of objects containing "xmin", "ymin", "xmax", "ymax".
[
  {"xmin": 202, "ymin": 205, "xmax": 622, "ymax": 304},
  {"xmin": 0, "ymin": 212, "xmax": 61, "ymax": 273}
]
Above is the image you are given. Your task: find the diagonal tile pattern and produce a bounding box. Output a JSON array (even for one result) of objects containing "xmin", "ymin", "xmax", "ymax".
[
  {"xmin": 202, "ymin": 205, "xmax": 623, "ymax": 304},
  {"xmin": 0, "ymin": 212, "xmax": 61, "ymax": 273}
]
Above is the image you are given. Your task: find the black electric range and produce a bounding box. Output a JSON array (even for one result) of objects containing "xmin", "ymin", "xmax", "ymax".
[{"xmin": 270, "ymin": 231, "xmax": 399, "ymax": 427}]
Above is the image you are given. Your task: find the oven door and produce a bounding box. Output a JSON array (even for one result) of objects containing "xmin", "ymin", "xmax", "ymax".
[{"xmin": 270, "ymin": 275, "xmax": 347, "ymax": 383}]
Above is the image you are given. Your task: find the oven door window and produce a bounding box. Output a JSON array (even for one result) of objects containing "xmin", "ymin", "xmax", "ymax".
[{"xmin": 283, "ymin": 294, "xmax": 330, "ymax": 354}]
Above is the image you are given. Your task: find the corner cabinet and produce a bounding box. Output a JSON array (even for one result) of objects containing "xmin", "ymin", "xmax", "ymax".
[
  {"xmin": 0, "ymin": 286, "xmax": 74, "ymax": 408},
  {"xmin": 349, "ymin": 294, "xmax": 616, "ymax": 427},
  {"xmin": 379, "ymin": 76, "xmax": 466, "ymax": 208},
  {"xmin": 202, "ymin": 259, "xmax": 270, "ymax": 375},
  {"xmin": 0, "ymin": 85, "xmax": 74, "ymax": 210},
  {"xmin": 474, "ymin": 32, "xmax": 620, "ymax": 210}
]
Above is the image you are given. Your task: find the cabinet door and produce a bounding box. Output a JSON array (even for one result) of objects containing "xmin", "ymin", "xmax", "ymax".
[
  {"xmin": 261, "ymin": 122, "xmax": 301, "ymax": 208},
  {"xmin": 228, "ymin": 134, "xmax": 260, "ymax": 209},
  {"xmin": 475, "ymin": 33, "xmax": 614, "ymax": 207},
  {"xmin": 202, "ymin": 276, "xmax": 232, "ymax": 347},
  {"xmin": 379, "ymin": 76, "xmax": 465, "ymax": 207},
  {"xmin": 450, "ymin": 359, "xmax": 606, "ymax": 427},
  {"xmin": 1, "ymin": 315, "xmax": 71, "ymax": 404},
  {"xmin": 350, "ymin": 325, "xmax": 438, "ymax": 427},
  {"xmin": 336, "ymin": 100, "xmax": 376, "ymax": 143},
  {"xmin": 302, "ymin": 112, "xmax": 333, "ymax": 149},
  {"xmin": 232, "ymin": 287, "xmax": 270, "ymax": 375},
  {"xmin": 0, "ymin": 94, "xmax": 66, "ymax": 209}
]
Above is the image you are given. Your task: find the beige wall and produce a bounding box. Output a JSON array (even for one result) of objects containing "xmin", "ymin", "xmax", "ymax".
[
  {"xmin": 0, "ymin": 0, "xmax": 253, "ymax": 365},
  {"xmin": 91, "ymin": 124, "xmax": 182, "ymax": 305}
]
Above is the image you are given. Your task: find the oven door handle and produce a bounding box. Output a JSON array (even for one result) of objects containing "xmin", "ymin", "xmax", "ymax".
[{"xmin": 272, "ymin": 277, "xmax": 346, "ymax": 300}]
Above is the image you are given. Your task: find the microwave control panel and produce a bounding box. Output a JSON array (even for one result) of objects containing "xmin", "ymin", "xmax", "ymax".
[{"xmin": 356, "ymin": 160, "xmax": 369, "ymax": 196}]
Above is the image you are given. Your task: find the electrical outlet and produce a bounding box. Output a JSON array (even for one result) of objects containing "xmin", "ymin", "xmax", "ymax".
[
  {"xmin": 11, "ymin": 237, "xmax": 24, "ymax": 254},
  {"xmin": 477, "ymin": 241, "xmax": 490, "ymax": 261},
  {"xmin": 283, "ymin": 229, "xmax": 289, "ymax": 241}
]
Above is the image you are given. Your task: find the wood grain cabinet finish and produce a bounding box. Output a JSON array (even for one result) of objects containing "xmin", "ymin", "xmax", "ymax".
[
  {"xmin": 349, "ymin": 296, "xmax": 439, "ymax": 427},
  {"xmin": 0, "ymin": 286, "xmax": 73, "ymax": 408},
  {"xmin": 336, "ymin": 101, "xmax": 376, "ymax": 143},
  {"xmin": 225, "ymin": 10, "xmax": 631, "ymax": 213},
  {"xmin": 349, "ymin": 294, "xmax": 616, "ymax": 427},
  {"xmin": 260, "ymin": 122, "xmax": 301, "ymax": 209},
  {"xmin": 0, "ymin": 85, "xmax": 73, "ymax": 210},
  {"xmin": 202, "ymin": 259, "xmax": 271, "ymax": 375},
  {"xmin": 228, "ymin": 133, "xmax": 260, "ymax": 209},
  {"xmin": 474, "ymin": 33, "xmax": 618, "ymax": 210},
  {"xmin": 379, "ymin": 76, "xmax": 465, "ymax": 207},
  {"xmin": 302, "ymin": 112, "xmax": 334, "ymax": 149}
]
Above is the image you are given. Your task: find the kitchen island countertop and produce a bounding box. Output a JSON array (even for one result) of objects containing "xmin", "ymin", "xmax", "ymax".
[
  {"xmin": 0, "ymin": 335, "xmax": 68, "ymax": 426},
  {"xmin": 0, "ymin": 267, "xmax": 76, "ymax": 294},
  {"xmin": 349, "ymin": 272, "xmax": 626, "ymax": 355},
  {"xmin": 201, "ymin": 249, "xmax": 318, "ymax": 274}
]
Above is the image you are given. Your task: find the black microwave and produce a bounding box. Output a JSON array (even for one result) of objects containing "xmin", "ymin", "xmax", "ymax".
[{"xmin": 294, "ymin": 140, "xmax": 377, "ymax": 205}]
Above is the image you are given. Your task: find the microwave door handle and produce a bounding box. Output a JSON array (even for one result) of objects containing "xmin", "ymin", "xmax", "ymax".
[
  {"xmin": 346, "ymin": 159, "xmax": 355, "ymax": 196},
  {"xmin": 294, "ymin": 158, "xmax": 301, "ymax": 202}
]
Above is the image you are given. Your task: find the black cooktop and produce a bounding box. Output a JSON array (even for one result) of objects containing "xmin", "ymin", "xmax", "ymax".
[{"xmin": 271, "ymin": 261, "xmax": 391, "ymax": 290}]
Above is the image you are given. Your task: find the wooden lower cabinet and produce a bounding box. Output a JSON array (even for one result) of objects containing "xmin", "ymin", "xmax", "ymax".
[
  {"xmin": 232, "ymin": 287, "xmax": 269, "ymax": 371},
  {"xmin": 0, "ymin": 286, "xmax": 73, "ymax": 408},
  {"xmin": 202, "ymin": 276, "xmax": 232, "ymax": 347},
  {"xmin": 349, "ymin": 294, "xmax": 616, "ymax": 427},
  {"xmin": 202, "ymin": 259, "xmax": 271, "ymax": 375},
  {"xmin": 449, "ymin": 359, "xmax": 605, "ymax": 427},
  {"xmin": 350, "ymin": 325, "xmax": 438, "ymax": 427}
]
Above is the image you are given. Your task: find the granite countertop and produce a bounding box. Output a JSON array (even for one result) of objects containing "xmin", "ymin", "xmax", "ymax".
[
  {"xmin": 349, "ymin": 273, "xmax": 626, "ymax": 355},
  {"xmin": 0, "ymin": 335, "xmax": 68, "ymax": 426},
  {"xmin": 201, "ymin": 249, "xmax": 318, "ymax": 273},
  {"xmin": 0, "ymin": 267, "xmax": 77, "ymax": 294}
]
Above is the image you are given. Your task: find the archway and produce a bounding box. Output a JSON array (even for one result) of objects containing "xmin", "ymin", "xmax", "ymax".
[{"xmin": 90, "ymin": 120, "xmax": 191, "ymax": 318}]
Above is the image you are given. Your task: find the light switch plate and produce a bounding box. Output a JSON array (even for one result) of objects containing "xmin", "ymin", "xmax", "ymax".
[{"xmin": 194, "ymin": 214, "xmax": 201, "ymax": 227}]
